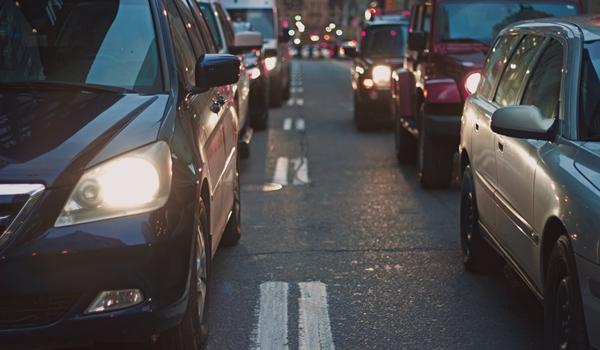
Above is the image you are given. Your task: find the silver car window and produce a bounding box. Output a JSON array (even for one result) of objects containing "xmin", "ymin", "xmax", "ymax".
[
  {"xmin": 522, "ymin": 39, "xmax": 563, "ymax": 119},
  {"xmin": 479, "ymin": 34, "xmax": 520, "ymax": 99}
]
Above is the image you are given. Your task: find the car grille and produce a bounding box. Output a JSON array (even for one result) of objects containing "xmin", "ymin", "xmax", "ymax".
[
  {"xmin": 0, "ymin": 294, "xmax": 79, "ymax": 328},
  {"xmin": 0, "ymin": 184, "xmax": 45, "ymax": 244}
]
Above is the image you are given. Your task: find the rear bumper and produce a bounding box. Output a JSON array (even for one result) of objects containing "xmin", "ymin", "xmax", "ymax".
[
  {"xmin": 356, "ymin": 89, "xmax": 393, "ymax": 121},
  {"xmin": 423, "ymin": 113, "xmax": 461, "ymax": 142}
]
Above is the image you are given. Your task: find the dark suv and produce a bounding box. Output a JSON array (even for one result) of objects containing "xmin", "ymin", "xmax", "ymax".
[
  {"xmin": 0, "ymin": 0, "xmax": 249, "ymax": 348},
  {"xmin": 348, "ymin": 16, "xmax": 408, "ymax": 130},
  {"xmin": 391, "ymin": 0, "xmax": 580, "ymax": 188}
]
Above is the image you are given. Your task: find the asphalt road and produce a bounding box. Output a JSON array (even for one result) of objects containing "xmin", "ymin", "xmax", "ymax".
[{"xmin": 206, "ymin": 59, "xmax": 543, "ymax": 350}]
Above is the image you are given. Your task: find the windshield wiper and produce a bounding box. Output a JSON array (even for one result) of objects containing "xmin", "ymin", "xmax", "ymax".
[{"xmin": 0, "ymin": 80, "xmax": 136, "ymax": 94}]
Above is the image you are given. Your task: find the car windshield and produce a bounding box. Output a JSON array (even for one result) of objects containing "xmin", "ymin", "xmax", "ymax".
[
  {"xmin": 362, "ymin": 25, "xmax": 407, "ymax": 58},
  {"xmin": 0, "ymin": 0, "xmax": 161, "ymax": 94},
  {"xmin": 436, "ymin": 1, "xmax": 578, "ymax": 44},
  {"xmin": 227, "ymin": 9, "xmax": 274, "ymax": 39}
]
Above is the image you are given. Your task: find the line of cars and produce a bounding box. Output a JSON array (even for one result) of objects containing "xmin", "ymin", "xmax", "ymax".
[
  {"xmin": 350, "ymin": 0, "xmax": 600, "ymax": 348},
  {"xmin": 0, "ymin": 0, "xmax": 289, "ymax": 348}
]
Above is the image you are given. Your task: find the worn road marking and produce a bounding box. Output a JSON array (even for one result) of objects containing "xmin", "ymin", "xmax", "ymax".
[
  {"xmin": 287, "ymin": 98, "xmax": 295, "ymax": 106},
  {"xmin": 298, "ymin": 282, "xmax": 335, "ymax": 350},
  {"xmin": 283, "ymin": 118, "xmax": 293, "ymax": 130},
  {"xmin": 296, "ymin": 98, "xmax": 304, "ymax": 106},
  {"xmin": 291, "ymin": 157, "xmax": 310, "ymax": 185},
  {"xmin": 254, "ymin": 282, "xmax": 289, "ymax": 350},
  {"xmin": 273, "ymin": 157, "xmax": 289, "ymax": 185},
  {"xmin": 295, "ymin": 118, "xmax": 305, "ymax": 131}
]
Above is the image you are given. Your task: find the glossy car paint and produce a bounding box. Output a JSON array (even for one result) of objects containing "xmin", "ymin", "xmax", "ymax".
[
  {"xmin": 0, "ymin": 0, "xmax": 239, "ymax": 345},
  {"xmin": 459, "ymin": 16, "xmax": 600, "ymax": 347}
]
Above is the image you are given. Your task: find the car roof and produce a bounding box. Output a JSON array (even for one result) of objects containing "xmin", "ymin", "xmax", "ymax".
[
  {"xmin": 365, "ymin": 19, "xmax": 408, "ymax": 27},
  {"xmin": 509, "ymin": 15, "xmax": 600, "ymax": 42}
]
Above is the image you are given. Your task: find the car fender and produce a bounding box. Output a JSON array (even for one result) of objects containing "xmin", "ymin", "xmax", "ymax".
[
  {"xmin": 392, "ymin": 69, "xmax": 416, "ymax": 119},
  {"xmin": 423, "ymin": 78, "xmax": 461, "ymax": 105}
]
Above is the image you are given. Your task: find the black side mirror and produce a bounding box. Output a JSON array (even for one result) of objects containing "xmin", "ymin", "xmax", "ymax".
[
  {"xmin": 344, "ymin": 46, "xmax": 358, "ymax": 58},
  {"xmin": 193, "ymin": 54, "xmax": 240, "ymax": 93},
  {"xmin": 278, "ymin": 29, "xmax": 291, "ymax": 43},
  {"xmin": 408, "ymin": 31, "xmax": 427, "ymax": 51},
  {"xmin": 491, "ymin": 105, "xmax": 556, "ymax": 141}
]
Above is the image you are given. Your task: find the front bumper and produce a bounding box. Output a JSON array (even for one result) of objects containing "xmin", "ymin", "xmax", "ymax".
[
  {"xmin": 0, "ymin": 199, "xmax": 194, "ymax": 347},
  {"xmin": 576, "ymin": 255, "xmax": 600, "ymax": 349},
  {"xmin": 356, "ymin": 88, "xmax": 393, "ymax": 121}
]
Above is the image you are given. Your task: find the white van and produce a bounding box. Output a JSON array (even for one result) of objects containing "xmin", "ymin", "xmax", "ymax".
[{"xmin": 220, "ymin": 0, "xmax": 291, "ymax": 107}]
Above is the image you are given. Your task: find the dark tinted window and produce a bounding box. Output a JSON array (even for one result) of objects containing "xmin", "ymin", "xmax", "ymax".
[
  {"xmin": 479, "ymin": 34, "xmax": 519, "ymax": 98},
  {"xmin": 167, "ymin": 0, "xmax": 197, "ymax": 85},
  {"xmin": 362, "ymin": 25, "xmax": 408, "ymax": 58},
  {"xmin": 580, "ymin": 41, "xmax": 600, "ymax": 137},
  {"xmin": 215, "ymin": 4, "xmax": 234, "ymax": 46},
  {"xmin": 227, "ymin": 9, "xmax": 274, "ymax": 39},
  {"xmin": 0, "ymin": 0, "xmax": 161, "ymax": 93},
  {"xmin": 495, "ymin": 35, "xmax": 543, "ymax": 107},
  {"xmin": 198, "ymin": 3, "xmax": 223, "ymax": 50},
  {"xmin": 522, "ymin": 40, "xmax": 563, "ymax": 119},
  {"xmin": 174, "ymin": 0, "xmax": 206, "ymax": 56},
  {"xmin": 436, "ymin": 2, "xmax": 578, "ymax": 44}
]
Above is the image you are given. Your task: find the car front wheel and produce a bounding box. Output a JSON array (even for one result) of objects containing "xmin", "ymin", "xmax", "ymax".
[
  {"xmin": 544, "ymin": 236, "xmax": 589, "ymax": 350},
  {"xmin": 221, "ymin": 167, "xmax": 241, "ymax": 247},
  {"xmin": 156, "ymin": 204, "xmax": 210, "ymax": 350},
  {"xmin": 395, "ymin": 118, "xmax": 416, "ymax": 164}
]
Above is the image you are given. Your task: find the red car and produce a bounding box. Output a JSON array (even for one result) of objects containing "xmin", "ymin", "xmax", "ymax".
[{"xmin": 391, "ymin": 0, "xmax": 581, "ymax": 188}]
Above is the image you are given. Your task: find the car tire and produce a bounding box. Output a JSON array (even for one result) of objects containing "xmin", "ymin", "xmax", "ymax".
[
  {"xmin": 544, "ymin": 236, "xmax": 589, "ymax": 350},
  {"xmin": 251, "ymin": 111, "xmax": 269, "ymax": 131},
  {"xmin": 156, "ymin": 204, "xmax": 210, "ymax": 350},
  {"xmin": 221, "ymin": 166, "xmax": 241, "ymax": 247},
  {"xmin": 418, "ymin": 112, "xmax": 453, "ymax": 188},
  {"xmin": 460, "ymin": 165, "xmax": 497, "ymax": 273},
  {"xmin": 395, "ymin": 118, "xmax": 416, "ymax": 164},
  {"xmin": 354, "ymin": 99, "xmax": 369, "ymax": 131}
]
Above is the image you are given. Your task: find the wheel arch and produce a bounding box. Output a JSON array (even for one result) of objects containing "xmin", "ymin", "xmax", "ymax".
[{"xmin": 541, "ymin": 217, "xmax": 569, "ymax": 285}]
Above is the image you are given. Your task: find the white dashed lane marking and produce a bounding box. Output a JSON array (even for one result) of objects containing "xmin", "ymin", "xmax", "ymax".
[
  {"xmin": 299, "ymin": 282, "xmax": 335, "ymax": 350},
  {"xmin": 271, "ymin": 157, "xmax": 310, "ymax": 186},
  {"xmin": 253, "ymin": 282, "xmax": 289, "ymax": 350}
]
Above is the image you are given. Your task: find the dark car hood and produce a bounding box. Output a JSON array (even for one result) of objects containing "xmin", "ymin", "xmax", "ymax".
[{"xmin": 0, "ymin": 90, "xmax": 167, "ymax": 187}]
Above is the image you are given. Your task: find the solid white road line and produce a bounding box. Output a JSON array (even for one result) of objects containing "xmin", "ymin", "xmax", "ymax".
[
  {"xmin": 292, "ymin": 157, "xmax": 310, "ymax": 185},
  {"xmin": 298, "ymin": 282, "xmax": 335, "ymax": 350},
  {"xmin": 295, "ymin": 118, "xmax": 305, "ymax": 131},
  {"xmin": 283, "ymin": 118, "xmax": 293, "ymax": 130},
  {"xmin": 254, "ymin": 282, "xmax": 289, "ymax": 350},
  {"xmin": 273, "ymin": 157, "xmax": 289, "ymax": 185}
]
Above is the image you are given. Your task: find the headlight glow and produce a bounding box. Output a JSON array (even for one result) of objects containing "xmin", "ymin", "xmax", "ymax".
[
  {"xmin": 372, "ymin": 65, "xmax": 391, "ymax": 88},
  {"xmin": 55, "ymin": 141, "xmax": 172, "ymax": 227},
  {"xmin": 465, "ymin": 72, "xmax": 481, "ymax": 95},
  {"xmin": 247, "ymin": 67, "xmax": 261, "ymax": 80},
  {"xmin": 265, "ymin": 57, "xmax": 278, "ymax": 71}
]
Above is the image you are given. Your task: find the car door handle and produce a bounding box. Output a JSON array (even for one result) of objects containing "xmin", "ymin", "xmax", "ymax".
[
  {"xmin": 498, "ymin": 142, "xmax": 504, "ymax": 152},
  {"xmin": 217, "ymin": 95, "xmax": 226, "ymax": 106}
]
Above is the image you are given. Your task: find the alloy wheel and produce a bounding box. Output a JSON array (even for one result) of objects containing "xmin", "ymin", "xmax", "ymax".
[{"xmin": 195, "ymin": 224, "xmax": 208, "ymax": 321}]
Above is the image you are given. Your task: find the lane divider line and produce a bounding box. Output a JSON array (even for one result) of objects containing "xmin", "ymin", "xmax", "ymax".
[
  {"xmin": 283, "ymin": 118, "xmax": 293, "ymax": 131},
  {"xmin": 295, "ymin": 118, "xmax": 305, "ymax": 131},
  {"xmin": 292, "ymin": 157, "xmax": 310, "ymax": 185},
  {"xmin": 298, "ymin": 282, "xmax": 335, "ymax": 350},
  {"xmin": 254, "ymin": 282, "xmax": 289, "ymax": 350},
  {"xmin": 296, "ymin": 98, "xmax": 304, "ymax": 106},
  {"xmin": 273, "ymin": 157, "xmax": 289, "ymax": 185}
]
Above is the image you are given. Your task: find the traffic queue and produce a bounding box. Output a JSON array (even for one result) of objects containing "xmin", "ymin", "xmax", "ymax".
[{"xmin": 349, "ymin": 1, "xmax": 600, "ymax": 349}]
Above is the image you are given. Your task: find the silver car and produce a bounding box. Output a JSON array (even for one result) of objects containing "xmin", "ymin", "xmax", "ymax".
[{"xmin": 459, "ymin": 15, "xmax": 600, "ymax": 350}]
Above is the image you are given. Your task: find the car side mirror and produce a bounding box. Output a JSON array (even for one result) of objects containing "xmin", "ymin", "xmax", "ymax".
[
  {"xmin": 279, "ymin": 29, "xmax": 291, "ymax": 43},
  {"xmin": 193, "ymin": 54, "xmax": 240, "ymax": 94},
  {"xmin": 344, "ymin": 46, "xmax": 358, "ymax": 58},
  {"xmin": 491, "ymin": 105, "xmax": 556, "ymax": 141},
  {"xmin": 230, "ymin": 31, "xmax": 263, "ymax": 54},
  {"xmin": 408, "ymin": 31, "xmax": 426, "ymax": 51}
]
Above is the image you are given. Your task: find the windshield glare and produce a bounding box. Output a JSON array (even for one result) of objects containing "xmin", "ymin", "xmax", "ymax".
[
  {"xmin": 362, "ymin": 25, "xmax": 407, "ymax": 58},
  {"xmin": 436, "ymin": 2, "xmax": 578, "ymax": 44},
  {"xmin": 227, "ymin": 9, "xmax": 274, "ymax": 39},
  {"xmin": 0, "ymin": 0, "xmax": 161, "ymax": 93}
]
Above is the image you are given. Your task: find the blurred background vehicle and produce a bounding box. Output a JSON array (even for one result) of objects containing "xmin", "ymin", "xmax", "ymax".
[
  {"xmin": 391, "ymin": 0, "xmax": 581, "ymax": 188},
  {"xmin": 347, "ymin": 15, "xmax": 408, "ymax": 130},
  {"xmin": 232, "ymin": 21, "xmax": 271, "ymax": 131},
  {"xmin": 197, "ymin": 0, "xmax": 263, "ymax": 158},
  {"xmin": 222, "ymin": 0, "xmax": 292, "ymax": 107}
]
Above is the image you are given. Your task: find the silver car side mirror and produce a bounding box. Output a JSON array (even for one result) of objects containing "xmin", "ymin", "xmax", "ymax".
[{"xmin": 491, "ymin": 105, "xmax": 556, "ymax": 141}]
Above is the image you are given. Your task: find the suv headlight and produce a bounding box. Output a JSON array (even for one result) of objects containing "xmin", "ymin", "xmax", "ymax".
[
  {"xmin": 55, "ymin": 141, "xmax": 172, "ymax": 227},
  {"xmin": 372, "ymin": 65, "xmax": 391, "ymax": 88},
  {"xmin": 265, "ymin": 57, "xmax": 278, "ymax": 71}
]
